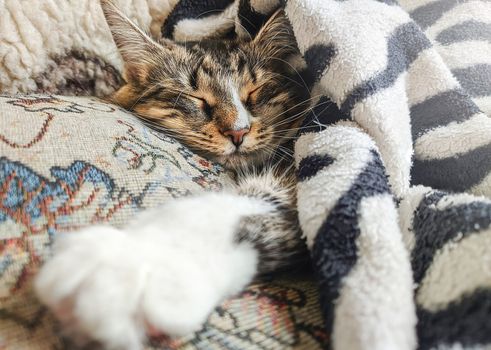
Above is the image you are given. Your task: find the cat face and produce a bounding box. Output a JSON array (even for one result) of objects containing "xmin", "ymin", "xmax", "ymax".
[{"xmin": 102, "ymin": 1, "xmax": 310, "ymax": 169}]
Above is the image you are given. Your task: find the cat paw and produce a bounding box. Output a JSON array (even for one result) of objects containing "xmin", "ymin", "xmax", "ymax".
[{"xmin": 35, "ymin": 194, "xmax": 268, "ymax": 350}]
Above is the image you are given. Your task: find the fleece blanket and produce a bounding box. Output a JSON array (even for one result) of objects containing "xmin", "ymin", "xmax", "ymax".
[{"xmin": 1, "ymin": 0, "xmax": 491, "ymax": 349}]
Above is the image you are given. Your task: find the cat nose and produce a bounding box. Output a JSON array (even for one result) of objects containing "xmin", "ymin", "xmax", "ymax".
[{"xmin": 222, "ymin": 128, "xmax": 250, "ymax": 147}]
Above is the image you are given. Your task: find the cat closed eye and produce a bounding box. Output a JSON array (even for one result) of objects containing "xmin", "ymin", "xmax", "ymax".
[
  {"xmin": 245, "ymin": 86, "xmax": 263, "ymax": 104},
  {"xmin": 196, "ymin": 97, "xmax": 213, "ymax": 115},
  {"xmin": 184, "ymin": 93, "xmax": 212, "ymax": 110}
]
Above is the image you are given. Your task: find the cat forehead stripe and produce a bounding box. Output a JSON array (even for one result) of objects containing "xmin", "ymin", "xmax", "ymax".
[{"xmin": 228, "ymin": 80, "xmax": 251, "ymax": 131}]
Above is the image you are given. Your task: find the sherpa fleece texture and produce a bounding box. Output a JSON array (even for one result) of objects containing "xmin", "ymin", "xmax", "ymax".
[{"xmin": 0, "ymin": 0, "xmax": 175, "ymax": 95}]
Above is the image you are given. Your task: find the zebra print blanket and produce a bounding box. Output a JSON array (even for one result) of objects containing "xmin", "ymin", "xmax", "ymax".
[
  {"xmin": 288, "ymin": 1, "xmax": 491, "ymax": 349},
  {"xmin": 1, "ymin": 0, "xmax": 491, "ymax": 349}
]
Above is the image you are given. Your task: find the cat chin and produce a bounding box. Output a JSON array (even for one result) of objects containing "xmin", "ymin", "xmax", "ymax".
[
  {"xmin": 189, "ymin": 144, "xmax": 271, "ymax": 170},
  {"xmin": 217, "ymin": 151, "xmax": 269, "ymax": 170}
]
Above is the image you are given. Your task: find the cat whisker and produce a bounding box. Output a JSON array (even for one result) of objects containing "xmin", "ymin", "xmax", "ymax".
[
  {"xmin": 260, "ymin": 56, "xmax": 311, "ymax": 94},
  {"xmin": 307, "ymin": 100, "xmax": 339, "ymax": 125},
  {"xmin": 129, "ymin": 84, "xmax": 162, "ymax": 111},
  {"xmin": 273, "ymin": 100, "xmax": 338, "ymax": 134},
  {"xmin": 266, "ymin": 94, "xmax": 324, "ymax": 124},
  {"xmin": 270, "ymin": 110, "xmax": 309, "ymax": 128},
  {"xmin": 259, "ymin": 143, "xmax": 292, "ymax": 162},
  {"xmin": 139, "ymin": 119, "xmax": 180, "ymax": 132},
  {"xmin": 265, "ymin": 125, "xmax": 311, "ymax": 134},
  {"xmin": 269, "ymin": 71, "xmax": 307, "ymax": 90},
  {"xmin": 270, "ymin": 99, "xmax": 332, "ymax": 128},
  {"xmin": 275, "ymin": 145, "xmax": 294, "ymax": 156},
  {"xmin": 173, "ymin": 90, "xmax": 185, "ymax": 109},
  {"xmin": 266, "ymin": 135, "xmax": 302, "ymax": 140}
]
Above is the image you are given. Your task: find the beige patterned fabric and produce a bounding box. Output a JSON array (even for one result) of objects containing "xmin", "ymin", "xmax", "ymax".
[{"xmin": 0, "ymin": 95, "xmax": 327, "ymax": 349}]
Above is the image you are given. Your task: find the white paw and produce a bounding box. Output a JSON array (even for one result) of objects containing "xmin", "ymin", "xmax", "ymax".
[{"xmin": 35, "ymin": 193, "xmax": 270, "ymax": 350}]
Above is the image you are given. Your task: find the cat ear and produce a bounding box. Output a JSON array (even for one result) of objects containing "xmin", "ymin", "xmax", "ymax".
[
  {"xmin": 252, "ymin": 9, "xmax": 297, "ymax": 59},
  {"xmin": 100, "ymin": 0, "xmax": 175, "ymax": 83}
]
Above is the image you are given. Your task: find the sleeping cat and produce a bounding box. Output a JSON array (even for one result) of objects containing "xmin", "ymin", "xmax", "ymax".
[{"xmin": 35, "ymin": 1, "xmax": 316, "ymax": 349}]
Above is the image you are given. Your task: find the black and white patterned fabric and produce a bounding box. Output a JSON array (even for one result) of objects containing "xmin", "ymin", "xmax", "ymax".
[{"xmin": 163, "ymin": 1, "xmax": 491, "ymax": 349}]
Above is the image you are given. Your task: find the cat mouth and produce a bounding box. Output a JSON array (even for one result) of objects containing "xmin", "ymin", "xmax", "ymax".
[{"xmin": 217, "ymin": 148, "xmax": 270, "ymax": 169}]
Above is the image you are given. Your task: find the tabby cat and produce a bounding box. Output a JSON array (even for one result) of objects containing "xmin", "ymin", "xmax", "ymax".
[{"xmin": 35, "ymin": 1, "xmax": 314, "ymax": 349}]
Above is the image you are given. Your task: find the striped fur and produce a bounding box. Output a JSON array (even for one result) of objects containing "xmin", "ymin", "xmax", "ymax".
[{"xmin": 101, "ymin": 0, "xmax": 311, "ymax": 274}]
